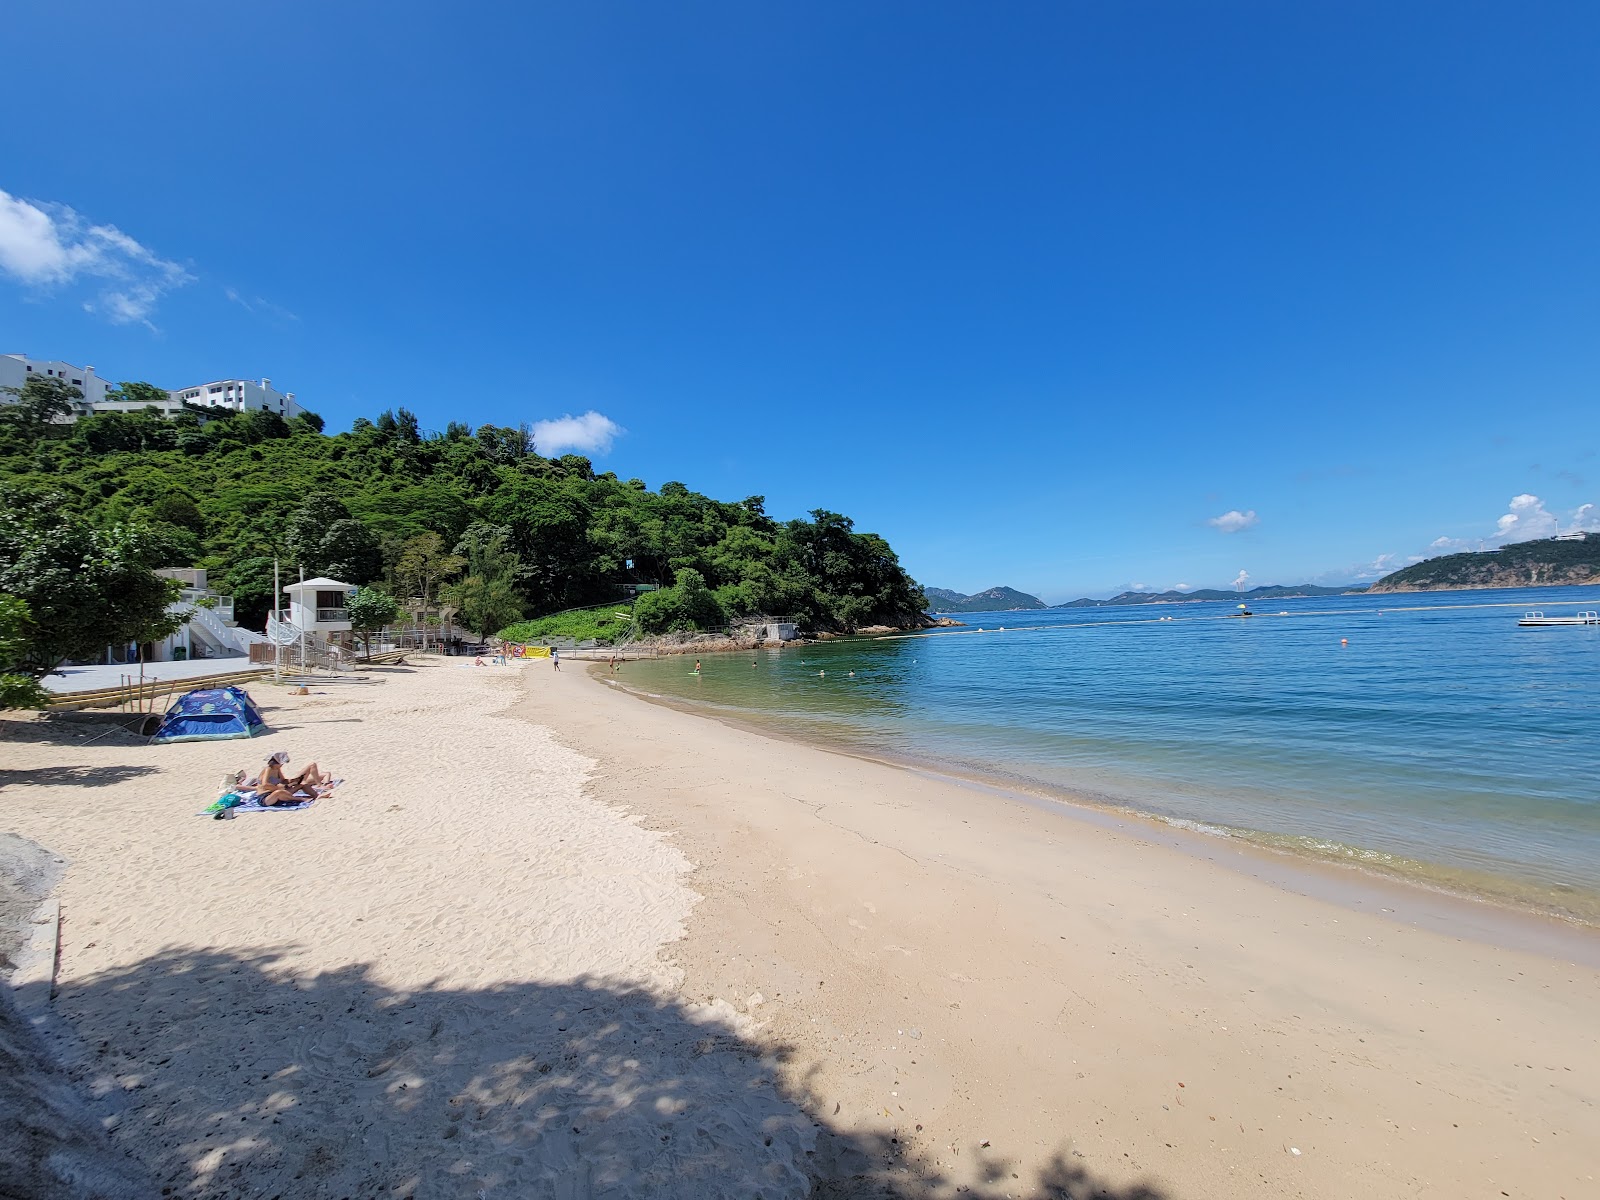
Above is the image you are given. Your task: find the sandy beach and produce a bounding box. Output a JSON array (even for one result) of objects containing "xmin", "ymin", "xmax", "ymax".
[{"xmin": 3, "ymin": 656, "xmax": 1598, "ymax": 1198}]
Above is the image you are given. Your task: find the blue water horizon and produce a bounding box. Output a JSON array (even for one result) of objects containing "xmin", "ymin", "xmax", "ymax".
[{"xmin": 620, "ymin": 584, "xmax": 1600, "ymax": 922}]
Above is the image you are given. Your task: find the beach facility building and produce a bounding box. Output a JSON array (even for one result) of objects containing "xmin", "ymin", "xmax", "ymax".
[
  {"xmin": 278, "ymin": 576, "xmax": 356, "ymax": 652},
  {"xmin": 93, "ymin": 569, "xmax": 267, "ymax": 665}
]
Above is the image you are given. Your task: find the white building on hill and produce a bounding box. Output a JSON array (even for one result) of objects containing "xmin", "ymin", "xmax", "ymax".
[
  {"xmin": 4, "ymin": 354, "xmax": 305, "ymax": 422},
  {"xmin": 0, "ymin": 354, "xmax": 113, "ymax": 413},
  {"xmin": 168, "ymin": 377, "xmax": 303, "ymax": 420}
]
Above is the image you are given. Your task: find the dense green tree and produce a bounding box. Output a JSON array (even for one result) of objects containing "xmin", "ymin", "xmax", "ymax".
[
  {"xmin": 445, "ymin": 573, "xmax": 522, "ymax": 643},
  {"xmin": 147, "ymin": 493, "xmax": 207, "ymax": 537},
  {"xmin": 347, "ymin": 586, "xmax": 402, "ymax": 657},
  {"xmin": 0, "ymin": 596, "xmax": 51, "ymax": 709},
  {"xmin": 282, "ymin": 492, "xmax": 382, "ymax": 582},
  {"xmin": 1, "ymin": 375, "xmax": 79, "ymax": 432},
  {"xmin": 445, "ymin": 526, "xmax": 523, "ymax": 641},
  {"xmin": 224, "ymin": 556, "xmax": 280, "ymax": 630},
  {"xmin": 394, "ymin": 532, "xmax": 466, "ymax": 606},
  {"xmin": 109, "ymin": 381, "xmax": 171, "ymax": 407},
  {"xmin": 0, "ymin": 489, "xmax": 188, "ymax": 678},
  {"xmin": 320, "ymin": 519, "xmax": 384, "ymax": 583},
  {"xmin": 0, "ymin": 406, "xmax": 926, "ymax": 640}
]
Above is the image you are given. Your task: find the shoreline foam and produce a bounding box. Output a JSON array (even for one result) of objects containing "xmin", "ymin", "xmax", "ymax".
[{"xmin": 594, "ymin": 664, "xmax": 1600, "ymax": 933}]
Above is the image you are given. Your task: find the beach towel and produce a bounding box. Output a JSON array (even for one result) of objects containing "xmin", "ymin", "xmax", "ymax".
[{"xmin": 198, "ymin": 779, "xmax": 342, "ymax": 816}]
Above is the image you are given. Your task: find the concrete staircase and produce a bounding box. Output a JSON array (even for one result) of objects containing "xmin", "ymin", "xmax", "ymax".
[{"xmin": 179, "ymin": 602, "xmax": 269, "ymax": 658}]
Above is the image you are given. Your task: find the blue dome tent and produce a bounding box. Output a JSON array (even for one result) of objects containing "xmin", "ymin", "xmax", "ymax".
[{"xmin": 150, "ymin": 686, "xmax": 268, "ymax": 744}]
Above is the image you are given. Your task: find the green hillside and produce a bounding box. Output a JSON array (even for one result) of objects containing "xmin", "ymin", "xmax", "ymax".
[
  {"xmin": 0, "ymin": 391, "xmax": 928, "ymax": 638},
  {"xmin": 923, "ymin": 585, "xmax": 1048, "ymax": 612},
  {"xmin": 1368, "ymin": 537, "xmax": 1600, "ymax": 593}
]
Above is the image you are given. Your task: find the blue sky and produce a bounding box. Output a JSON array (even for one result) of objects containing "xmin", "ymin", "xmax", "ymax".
[{"xmin": 3, "ymin": 2, "xmax": 1598, "ymax": 601}]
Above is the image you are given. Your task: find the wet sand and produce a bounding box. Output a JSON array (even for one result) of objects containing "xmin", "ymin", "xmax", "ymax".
[{"xmin": 513, "ymin": 658, "xmax": 1600, "ymax": 1198}]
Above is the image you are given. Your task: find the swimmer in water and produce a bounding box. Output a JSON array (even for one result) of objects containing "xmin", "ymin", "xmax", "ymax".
[
  {"xmin": 694, "ymin": 659, "xmax": 702, "ymax": 674},
  {"xmin": 848, "ymin": 670, "xmax": 855, "ymax": 677}
]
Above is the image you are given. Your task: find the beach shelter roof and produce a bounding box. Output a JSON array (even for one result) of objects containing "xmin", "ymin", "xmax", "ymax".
[
  {"xmin": 282, "ymin": 577, "xmax": 352, "ymax": 593},
  {"xmin": 151, "ymin": 686, "xmax": 268, "ymax": 744}
]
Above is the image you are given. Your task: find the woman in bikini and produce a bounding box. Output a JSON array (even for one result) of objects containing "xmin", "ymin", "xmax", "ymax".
[{"xmin": 254, "ymin": 752, "xmax": 330, "ymax": 805}]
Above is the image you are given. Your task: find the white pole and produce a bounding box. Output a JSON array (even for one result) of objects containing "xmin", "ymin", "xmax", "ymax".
[
  {"xmin": 273, "ymin": 557, "xmax": 282, "ymax": 683},
  {"xmin": 298, "ymin": 564, "xmax": 307, "ymax": 674}
]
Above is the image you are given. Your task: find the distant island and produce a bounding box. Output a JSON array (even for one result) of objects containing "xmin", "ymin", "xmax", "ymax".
[
  {"xmin": 925, "ymin": 582, "xmax": 1363, "ymax": 613},
  {"xmin": 1368, "ymin": 534, "xmax": 1599, "ymax": 593},
  {"xmin": 1054, "ymin": 584, "xmax": 1363, "ymax": 608},
  {"xmin": 929, "ymin": 534, "xmax": 1600, "ymax": 613},
  {"xmin": 922, "ymin": 586, "xmax": 1048, "ymax": 612}
]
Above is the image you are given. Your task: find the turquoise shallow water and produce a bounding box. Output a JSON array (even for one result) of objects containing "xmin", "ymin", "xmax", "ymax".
[{"xmin": 619, "ymin": 585, "xmax": 1600, "ymax": 921}]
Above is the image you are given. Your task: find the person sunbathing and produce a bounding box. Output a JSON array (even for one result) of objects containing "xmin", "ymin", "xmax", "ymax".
[
  {"xmin": 256, "ymin": 784, "xmax": 311, "ymax": 807},
  {"xmin": 260, "ymin": 751, "xmax": 329, "ymax": 793}
]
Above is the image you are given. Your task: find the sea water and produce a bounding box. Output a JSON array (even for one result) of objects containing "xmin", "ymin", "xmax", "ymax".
[{"xmin": 618, "ymin": 585, "xmax": 1600, "ymax": 922}]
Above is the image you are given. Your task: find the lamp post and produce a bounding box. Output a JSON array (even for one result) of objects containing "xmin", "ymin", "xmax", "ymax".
[{"xmin": 273, "ymin": 557, "xmax": 282, "ymax": 683}]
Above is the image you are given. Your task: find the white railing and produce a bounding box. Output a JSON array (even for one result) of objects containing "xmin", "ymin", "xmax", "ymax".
[
  {"xmin": 316, "ymin": 607, "xmax": 348, "ymax": 622},
  {"xmin": 175, "ymin": 601, "xmax": 265, "ymax": 656},
  {"xmin": 265, "ymin": 614, "xmax": 306, "ymax": 646}
]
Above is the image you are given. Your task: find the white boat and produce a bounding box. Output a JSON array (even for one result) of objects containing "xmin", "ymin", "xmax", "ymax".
[{"xmin": 1517, "ymin": 610, "xmax": 1600, "ymax": 627}]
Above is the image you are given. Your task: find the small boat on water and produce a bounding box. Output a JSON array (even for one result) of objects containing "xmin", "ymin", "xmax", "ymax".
[{"xmin": 1517, "ymin": 610, "xmax": 1600, "ymax": 627}]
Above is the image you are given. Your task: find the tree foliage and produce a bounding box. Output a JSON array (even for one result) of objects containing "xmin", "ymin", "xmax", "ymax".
[
  {"xmin": 0, "ymin": 406, "xmax": 926, "ymax": 641},
  {"xmin": 0, "ymin": 595, "xmax": 52, "ymax": 709},
  {"xmin": 347, "ymin": 587, "xmax": 403, "ymax": 657},
  {"xmin": 109, "ymin": 381, "xmax": 171, "ymax": 407},
  {"xmin": 394, "ymin": 532, "xmax": 466, "ymax": 608},
  {"xmin": 445, "ymin": 526, "xmax": 523, "ymax": 641},
  {"xmin": 1, "ymin": 375, "xmax": 79, "ymax": 434},
  {"xmin": 0, "ymin": 488, "xmax": 187, "ymax": 678}
]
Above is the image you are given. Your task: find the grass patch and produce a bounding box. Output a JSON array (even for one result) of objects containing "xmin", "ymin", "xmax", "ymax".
[{"xmin": 500, "ymin": 606, "xmax": 637, "ymax": 646}]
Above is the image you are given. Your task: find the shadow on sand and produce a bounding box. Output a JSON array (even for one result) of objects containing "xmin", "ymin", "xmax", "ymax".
[
  {"xmin": 0, "ymin": 714, "xmax": 152, "ymax": 750},
  {"xmin": 0, "ymin": 763, "xmax": 160, "ymax": 790},
  {"xmin": 32, "ymin": 946, "xmax": 1171, "ymax": 1200}
]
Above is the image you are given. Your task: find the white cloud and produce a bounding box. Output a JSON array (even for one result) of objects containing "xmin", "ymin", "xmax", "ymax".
[
  {"xmin": 224, "ymin": 286, "xmax": 298, "ymax": 323},
  {"xmin": 1359, "ymin": 552, "xmax": 1423, "ymax": 578},
  {"xmin": 0, "ymin": 188, "xmax": 191, "ymax": 328},
  {"xmin": 1208, "ymin": 509, "xmax": 1259, "ymax": 533},
  {"xmin": 1173, "ymin": 582, "xmax": 1192, "ymax": 591},
  {"xmin": 531, "ymin": 411, "xmax": 625, "ymax": 456},
  {"xmin": 1231, "ymin": 569, "xmax": 1250, "ymax": 590},
  {"xmin": 1493, "ymin": 493, "xmax": 1558, "ymax": 541},
  {"xmin": 1427, "ymin": 494, "xmax": 1599, "ymax": 555}
]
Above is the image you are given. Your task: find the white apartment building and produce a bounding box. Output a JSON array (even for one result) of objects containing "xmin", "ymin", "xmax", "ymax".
[
  {"xmin": 0, "ymin": 354, "xmax": 113, "ymax": 414},
  {"xmin": 3, "ymin": 355, "xmax": 305, "ymax": 422},
  {"xmin": 169, "ymin": 377, "xmax": 304, "ymax": 420}
]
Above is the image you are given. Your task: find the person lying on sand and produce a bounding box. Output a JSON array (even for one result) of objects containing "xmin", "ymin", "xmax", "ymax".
[
  {"xmin": 255, "ymin": 784, "xmax": 311, "ymax": 807},
  {"xmin": 224, "ymin": 756, "xmax": 337, "ymax": 808},
  {"xmin": 261, "ymin": 751, "xmax": 329, "ymax": 793}
]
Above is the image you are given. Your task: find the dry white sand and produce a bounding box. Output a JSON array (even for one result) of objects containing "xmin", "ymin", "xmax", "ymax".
[
  {"xmin": 1, "ymin": 661, "xmax": 813, "ymax": 1199},
  {"xmin": 2, "ymin": 655, "xmax": 1598, "ymax": 1200}
]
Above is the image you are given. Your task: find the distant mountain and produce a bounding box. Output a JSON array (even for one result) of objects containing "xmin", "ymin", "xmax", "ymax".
[
  {"xmin": 1368, "ymin": 535, "xmax": 1600, "ymax": 593},
  {"xmin": 923, "ymin": 585, "xmax": 1048, "ymax": 612},
  {"xmin": 1055, "ymin": 583, "xmax": 1363, "ymax": 608}
]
